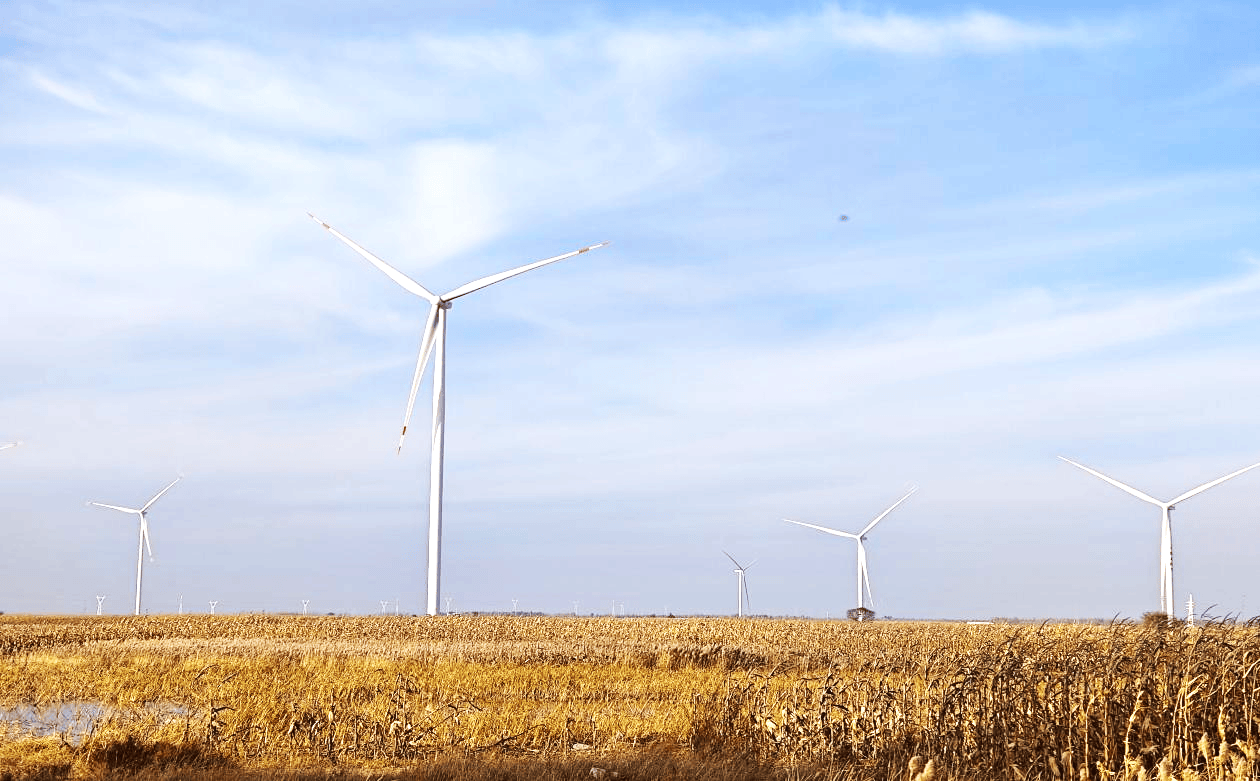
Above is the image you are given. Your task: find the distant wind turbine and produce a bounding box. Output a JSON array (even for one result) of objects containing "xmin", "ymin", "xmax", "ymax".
[
  {"xmin": 784, "ymin": 487, "xmax": 916, "ymax": 614},
  {"xmin": 723, "ymin": 551, "xmax": 756, "ymax": 617},
  {"xmin": 1059, "ymin": 456, "xmax": 1260, "ymax": 616},
  {"xmin": 309, "ymin": 214, "xmax": 608, "ymax": 616},
  {"xmin": 1, "ymin": 441, "xmax": 21, "ymax": 451},
  {"xmin": 87, "ymin": 476, "xmax": 181, "ymax": 616}
]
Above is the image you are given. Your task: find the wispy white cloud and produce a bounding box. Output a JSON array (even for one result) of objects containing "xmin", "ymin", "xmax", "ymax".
[
  {"xmin": 813, "ymin": 8, "xmax": 1131, "ymax": 54},
  {"xmin": 27, "ymin": 69, "xmax": 109, "ymax": 113}
]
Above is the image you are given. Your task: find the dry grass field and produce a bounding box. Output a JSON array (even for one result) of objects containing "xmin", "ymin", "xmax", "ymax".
[{"xmin": 1, "ymin": 614, "xmax": 1258, "ymax": 780}]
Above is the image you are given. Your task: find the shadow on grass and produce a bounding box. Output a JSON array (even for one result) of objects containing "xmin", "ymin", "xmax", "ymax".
[{"xmin": 0, "ymin": 742, "xmax": 819, "ymax": 781}]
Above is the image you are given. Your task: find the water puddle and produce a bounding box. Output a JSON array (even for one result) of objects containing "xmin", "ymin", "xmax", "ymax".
[{"xmin": 0, "ymin": 701, "xmax": 189, "ymax": 744}]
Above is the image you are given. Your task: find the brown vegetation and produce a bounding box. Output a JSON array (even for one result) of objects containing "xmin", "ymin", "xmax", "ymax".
[{"xmin": 1, "ymin": 615, "xmax": 1258, "ymax": 780}]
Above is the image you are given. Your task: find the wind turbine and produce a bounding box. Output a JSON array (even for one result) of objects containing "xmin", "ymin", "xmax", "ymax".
[
  {"xmin": 1059, "ymin": 456, "xmax": 1260, "ymax": 616},
  {"xmin": 309, "ymin": 214, "xmax": 608, "ymax": 616},
  {"xmin": 723, "ymin": 551, "xmax": 756, "ymax": 618},
  {"xmin": 1, "ymin": 441, "xmax": 20, "ymax": 451},
  {"xmin": 87, "ymin": 476, "xmax": 181, "ymax": 616},
  {"xmin": 784, "ymin": 487, "xmax": 916, "ymax": 615}
]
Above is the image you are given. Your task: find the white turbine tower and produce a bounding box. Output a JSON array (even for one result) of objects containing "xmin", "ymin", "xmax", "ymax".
[
  {"xmin": 784, "ymin": 487, "xmax": 916, "ymax": 614},
  {"xmin": 310, "ymin": 214, "xmax": 608, "ymax": 616},
  {"xmin": 87, "ymin": 476, "xmax": 181, "ymax": 616},
  {"xmin": 1059, "ymin": 456, "xmax": 1260, "ymax": 617},
  {"xmin": 723, "ymin": 551, "xmax": 756, "ymax": 618}
]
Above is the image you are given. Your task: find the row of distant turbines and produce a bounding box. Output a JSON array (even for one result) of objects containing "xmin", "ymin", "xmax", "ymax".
[
  {"xmin": 3, "ymin": 433, "xmax": 1256, "ymax": 619},
  {"xmin": 7, "ymin": 209, "xmax": 1259, "ymax": 620},
  {"xmin": 727, "ymin": 457, "xmax": 1258, "ymax": 620}
]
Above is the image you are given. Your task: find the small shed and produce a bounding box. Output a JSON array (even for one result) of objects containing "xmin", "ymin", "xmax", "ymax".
[{"xmin": 846, "ymin": 607, "xmax": 875, "ymax": 622}]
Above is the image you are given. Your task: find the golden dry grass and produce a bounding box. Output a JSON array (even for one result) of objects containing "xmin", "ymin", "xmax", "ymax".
[{"xmin": 1, "ymin": 615, "xmax": 1258, "ymax": 780}]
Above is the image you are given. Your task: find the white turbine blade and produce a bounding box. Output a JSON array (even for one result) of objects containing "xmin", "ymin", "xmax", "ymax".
[
  {"xmin": 858, "ymin": 542, "xmax": 875, "ymax": 608},
  {"xmin": 141, "ymin": 476, "xmax": 182, "ymax": 512},
  {"xmin": 88, "ymin": 502, "xmax": 140, "ymax": 515},
  {"xmin": 141, "ymin": 517, "xmax": 153, "ymax": 560},
  {"xmin": 722, "ymin": 550, "xmax": 745, "ymax": 570},
  {"xmin": 742, "ymin": 577, "xmax": 751, "ymax": 616},
  {"xmin": 1058, "ymin": 456, "xmax": 1163, "ymax": 506},
  {"xmin": 783, "ymin": 518, "xmax": 859, "ymax": 539},
  {"xmin": 861, "ymin": 486, "xmax": 917, "ymax": 536},
  {"xmin": 398, "ymin": 303, "xmax": 441, "ymax": 453},
  {"xmin": 0, "ymin": 441, "xmax": 20, "ymax": 451},
  {"xmin": 308, "ymin": 213, "xmax": 438, "ymax": 302},
  {"xmin": 744, "ymin": 559, "xmax": 758, "ymax": 570},
  {"xmin": 1169, "ymin": 460, "xmax": 1260, "ymax": 506},
  {"xmin": 441, "ymin": 241, "xmax": 610, "ymax": 301}
]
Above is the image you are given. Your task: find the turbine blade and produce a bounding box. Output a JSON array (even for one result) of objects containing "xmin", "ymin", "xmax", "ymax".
[
  {"xmin": 743, "ymin": 577, "xmax": 752, "ymax": 616},
  {"xmin": 141, "ymin": 517, "xmax": 153, "ymax": 560},
  {"xmin": 141, "ymin": 476, "xmax": 182, "ymax": 512},
  {"xmin": 1058, "ymin": 456, "xmax": 1163, "ymax": 505},
  {"xmin": 861, "ymin": 486, "xmax": 917, "ymax": 536},
  {"xmin": 308, "ymin": 213, "xmax": 437, "ymax": 302},
  {"xmin": 88, "ymin": 502, "xmax": 140, "ymax": 514},
  {"xmin": 783, "ymin": 518, "xmax": 859, "ymax": 539},
  {"xmin": 745, "ymin": 559, "xmax": 758, "ymax": 570},
  {"xmin": 0, "ymin": 441, "xmax": 20, "ymax": 451},
  {"xmin": 398, "ymin": 303, "xmax": 441, "ymax": 453},
  {"xmin": 441, "ymin": 241, "xmax": 610, "ymax": 301},
  {"xmin": 1169, "ymin": 461, "xmax": 1260, "ymax": 506},
  {"xmin": 722, "ymin": 550, "xmax": 745, "ymax": 570},
  {"xmin": 859, "ymin": 543, "xmax": 875, "ymax": 608}
]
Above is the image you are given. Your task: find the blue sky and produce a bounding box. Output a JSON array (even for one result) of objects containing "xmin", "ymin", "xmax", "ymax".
[{"xmin": 3, "ymin": 0, "xmax": 1259, "ymax": 619}]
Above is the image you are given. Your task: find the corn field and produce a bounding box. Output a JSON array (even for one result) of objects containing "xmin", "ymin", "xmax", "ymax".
[{"xmin": 1, "ymin": 615, "xmax": 1258, "ymax": 780}]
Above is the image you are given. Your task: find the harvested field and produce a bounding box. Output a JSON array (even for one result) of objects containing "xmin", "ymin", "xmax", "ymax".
[{"xmin": 1, "ymin": 615, "xmax": 1258, "ymax": 780}]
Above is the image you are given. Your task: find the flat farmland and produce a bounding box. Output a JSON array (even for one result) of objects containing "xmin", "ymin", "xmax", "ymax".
[{"xmin": 1, "ymin": 615, "xmax": 1258, "ymax": 780}]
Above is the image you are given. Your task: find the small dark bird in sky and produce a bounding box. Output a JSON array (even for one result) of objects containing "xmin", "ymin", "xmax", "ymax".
[{"xmin": 838, "ymin": 214, "xmax": 849, "ymax": 221}]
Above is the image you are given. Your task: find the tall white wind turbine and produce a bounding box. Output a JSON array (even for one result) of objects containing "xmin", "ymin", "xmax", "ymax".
[
  {"xmin": 1059, "ymin": 456, "xmax": 1260, "ymax": 616},
  {"xmin": 784, "ymin": 487, "xmax": 916, "ymax": 612},
  {"xmin": 87, "ymin": 476, "xmax": 181, "ymax": 616},
  {"xmin": 723, "ymin": 551, "xmax": 756, "ymax": 618},
  {"xmin": 309, "ymin": 214, "xmax": 608, "ymax": 616}
]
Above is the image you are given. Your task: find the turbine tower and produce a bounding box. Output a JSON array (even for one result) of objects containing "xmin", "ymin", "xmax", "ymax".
[
  {"xmin": 1059, "ymin": 456, "xmax": 1260, "ymax": 616},
  {"xmin": 723, "ymin": 551, "xmax": 756, "ymax": 617},
  {"xmin": 87, "ymin": 476, "xmax": 181, "ymax": 616},
  {"xmin": 310, "ymin": 214, "xmax": 608, "ymax": 616},
  {"xmin": 784, "ymin": 487, "xmax": 916, "ymax": 614}
]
